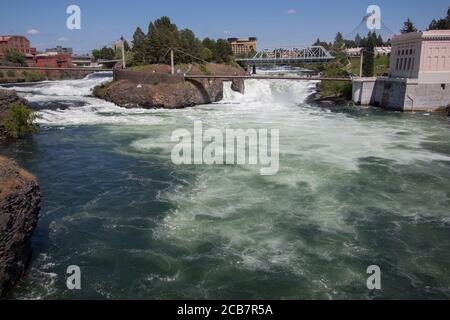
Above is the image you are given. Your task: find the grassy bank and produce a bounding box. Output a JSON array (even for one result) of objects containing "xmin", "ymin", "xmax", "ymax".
[
  {"xmin": 0, "ymin": 69, "xmax": 86, "ymax": 84},
  {"xmin": 349, "ymin": 56, "xmax": 390, "ymax": 77}
]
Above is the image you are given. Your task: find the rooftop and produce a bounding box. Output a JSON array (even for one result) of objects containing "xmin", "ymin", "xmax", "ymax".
[{"xmin": 392, "ymin": 30, "xmax": 450, "ymax": 42}]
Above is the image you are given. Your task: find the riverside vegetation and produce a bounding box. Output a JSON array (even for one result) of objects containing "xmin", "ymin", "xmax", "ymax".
[{"xmin": 0, "ymin": 89, "xmax": 40, "ymax": 298}]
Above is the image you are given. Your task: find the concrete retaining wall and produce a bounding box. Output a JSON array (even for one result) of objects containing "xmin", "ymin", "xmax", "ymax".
[
  {"xmin": 352, "ymin": 78, "xmax": 376, "ymax": 105},
  {"xmin": 353, "ymin": 77, "xmax": 450, "ymax": 112}
]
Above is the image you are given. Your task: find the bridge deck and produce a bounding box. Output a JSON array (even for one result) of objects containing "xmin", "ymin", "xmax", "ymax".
[
  {"xmin": 0, "ymin": 66, "xmax": 113, "ymax": 72},
  {"xmin": 185, "ymin": 75, "xmax": 351, "ymax": 81}
]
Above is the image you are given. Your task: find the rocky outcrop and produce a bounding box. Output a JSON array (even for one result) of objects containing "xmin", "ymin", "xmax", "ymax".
[
  {"xmin": 0, "ymin": 89, "xmax": 28, "ymax": 143},
  {"xmin": 0, "ymin": 156, "xmax": 40, "ymax": 297},
  {"xmin": 94, "ymin": 63, "xmax": 246, "ymax": 109}
]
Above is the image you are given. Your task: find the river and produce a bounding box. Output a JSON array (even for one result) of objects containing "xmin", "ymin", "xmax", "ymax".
[{"xmin": 1, "ymin": 73, "xmax": 450, "ymax": 299}]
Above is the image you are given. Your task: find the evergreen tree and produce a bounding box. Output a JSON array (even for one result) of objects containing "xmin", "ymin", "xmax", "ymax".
[
  {"xmin": 132, "ymin": 27, "xmax": 147, "ymax": 64},
  {"xmin": 214, "ymin": 39, "xmax": 233, "ymax": 63},
  {"xmin": 334, "ymin": 32, "xmax": 344, "ymax": 47},
  {"xmin": 377, "ymin": 34, "xmax": 384, "ymax": 46},
  {"xmin": 146, "ymin": 16, "xmax": 180, "ymax": 64},
  {"xmin": 428, "ymin": 6, "xmax": 450, "ymax": 30},
  {"xmin": 362, "ymin": 32, "xmax": 375, "ymax": 77},
  {"xmin": 178, "ymin": 29, "xmax": 203, "ymax": 63},
  {"xmin": 354, "ymin": 34, "xmax": 362, "ymax": 47},
  {"xmin": 401, "ymin": 18, "xmax": 418, "ymax": 33}
]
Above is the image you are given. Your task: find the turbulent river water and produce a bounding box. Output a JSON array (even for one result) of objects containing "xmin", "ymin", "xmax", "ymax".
[{"xmin": 1, "ymin": 72, "xmax": 450, "ymax": 299}]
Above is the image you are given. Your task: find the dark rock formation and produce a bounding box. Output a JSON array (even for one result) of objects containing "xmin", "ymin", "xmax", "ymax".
[
  {"xmin": 0, "ymin": 89, "xmax": 29, "ymax": 143},
  {"xmin": 94, "ymin": 64, "xmax": 246, "ymax": 109},
  {"xmin": 0, "ymin": 156, "xmax": 40, "ymax": 297}
]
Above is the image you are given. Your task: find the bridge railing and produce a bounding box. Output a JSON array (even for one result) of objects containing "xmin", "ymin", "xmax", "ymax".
[{"xmin": 236, "ymin": 46, "xmax": 335, "ymax": 64}]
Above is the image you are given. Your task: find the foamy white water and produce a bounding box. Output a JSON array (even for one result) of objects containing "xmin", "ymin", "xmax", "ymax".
[{"xmin": 2, "ymin": 72, "xmax": 450, "ymax": 299}]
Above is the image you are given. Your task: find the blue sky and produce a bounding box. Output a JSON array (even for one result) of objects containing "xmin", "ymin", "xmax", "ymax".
[{"xmin": 0, "ymin": 0, "xmax": 448, "ymax": 54}]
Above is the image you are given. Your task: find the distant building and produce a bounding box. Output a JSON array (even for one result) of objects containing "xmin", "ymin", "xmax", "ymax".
[
  {"xmin": 227, "ymin": 37, "xmax": 257, "ymax": 56},
  {"xmin": 45, "ymin": 46, "xmax": 73, "ymax": 55},
  {"xmin": 35, "ymin": 52, "xmax": 72, "ymax": 68},
  {"xmin": 344, "ymin": 47, "xmax": 391, "ymax": 57},
  {"xmin": 112, "ymin": 40, "xmax": 123, "ymax": 52},
  {"xmin": 353, "ymin": 30, "xmax": 450, "ymax": 112},
  {"xmin": 0, "ymin": 35, "xmax": 36, "ymax": 61}
]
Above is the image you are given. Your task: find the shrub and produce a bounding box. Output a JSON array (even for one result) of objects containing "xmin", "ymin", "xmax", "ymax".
[
  {"xmin": 0, "ymin": 71, "xmax": 4, "ymax": 78},
  {"xmin": 320, "ymin": 81, "xmax": 352, "ymax": 99},
  {"xmin": 25, "ymin": 71, "xmax": 46, "ymax": 82},
  {"xmin": 7, "ymin": 70, "xmax": 16, "ymax": 78},
  {"xmin": 92, "ymin": 81, "xmax": 113, "ymax": 98},
  {"xmin": 1, "ymin": 103, "xmax": 38, "ymax": 138},
  {"xmin": 5, "ymin": 49, "xmax": 27, "ymax": 66}
]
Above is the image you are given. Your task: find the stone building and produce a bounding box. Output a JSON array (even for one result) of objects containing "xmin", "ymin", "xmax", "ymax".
[
  {"xmin": 353, "ymin": 30, "xmax": 450, "ymax": 112},
  {"xmin": 227, "ymin": 37, "xmax": 257, "ymax": 56}
]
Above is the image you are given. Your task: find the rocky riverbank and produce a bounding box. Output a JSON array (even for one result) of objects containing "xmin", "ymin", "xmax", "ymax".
[
  {"xmin": 0, "ymin": 89, "xmax": 41, "ymax": 298},
  {"xmin": 0, "ymin": 156, "xmax": 41, "ymax": 298},
  {"xmin": 93, "ymin": 63, "xmax": 246, "ymax": 109},
  {"xmin": 307, "ymin": 82, "xmax": 355, "ymax": 109}
]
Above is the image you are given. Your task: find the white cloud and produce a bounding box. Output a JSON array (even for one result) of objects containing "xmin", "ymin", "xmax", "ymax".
[
  {"xmin": 287, "ymin": 9, "xmax": 296, "ymax": 15},
  {"xmin": 223, "ymin": 30, "xmax": 230, "ymax": 36},
  {"xmin": 27, "ymin": 29, "xmax": 40, "ymax": 35},
  {"xmin": 58, "ymin": 37, "xmax": 69, "ymax": 42}
]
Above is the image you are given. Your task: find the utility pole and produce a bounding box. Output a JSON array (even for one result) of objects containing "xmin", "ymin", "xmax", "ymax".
[
  {"xmin": 359, "ymin": 49, "xmax": 364, "ymax": 78},
  {"xmin": 170, "ymin": 49, "xmax": 175, "ymax": 74},
  {"xmin": 121, "ymin": 36, "xmax": 126, "ymax": 69}
]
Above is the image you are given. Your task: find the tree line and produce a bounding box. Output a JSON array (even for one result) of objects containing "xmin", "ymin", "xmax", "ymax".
[
  {"xmin": 130, "ymin": 16, "xmax": 234, "ymax": 66},
  {"xmin": 313, "ymin": 6, "xmax": 450, "ymax": 78},
  {"xmin": 90, "ymin": 17, "xmax": 235, "ymax": 66}
]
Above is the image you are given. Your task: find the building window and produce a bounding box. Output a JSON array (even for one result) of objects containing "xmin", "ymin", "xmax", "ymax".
[
  {"xmin": 396, "ymin": 58, "xmax": 400, "ymax": 70},
  {"xmin": 408, "ymin": 58, "xmax": 412, "ymax": 70}
]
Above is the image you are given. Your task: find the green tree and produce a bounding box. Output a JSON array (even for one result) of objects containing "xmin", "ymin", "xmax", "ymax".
[
  {"xmin": 214, "ymin": 39, "xmax": 233, "ymax": 63},
  {"xmin": 1, "ymin": 103, "xmax": 37, "ymax": 138},
  {"xmin": 146, "ymin": 16, "xmax": 180, "ymax": 64},
  {"xmin": 401, "ymin": 18, "xmax": 418, "ymax": 33},
  {"xmin": 201, "ymin": 47, "xmax": 213, "ymax": 62},
  {"xmin": 202, "ymin": 38, "xmax": 216, "ymax": 52},
  {"xmin": 362, "ymin": 32, "xmax": 376, "ymax": 77},
  {"xmin": 132, "ymin": 27, "xmax": 147, "ymax": 64},
  {"xmin": 92, "ymin": 47, "xmax": 115, "ymax": 60},
  {"xmin": 178, "ymin": 28, "xmax": 203, "ymax": 63},
  {"xmin": 334, "ymin": 32, "xmax": 344, "ymax": 47},
  {"xmin": 100, "ymin": 47, "xmax": 115, "ymax": 60},
  {"xmin": 354, "ymin": 34, "xmax": 362, "ymax": 47},
  {"xmin": 5, "ymin": 49, "xmax": 27, "ymax": 66},
  {"xmin": 428, "ymin": 6, "xmax": 450, "ymax": 30}
]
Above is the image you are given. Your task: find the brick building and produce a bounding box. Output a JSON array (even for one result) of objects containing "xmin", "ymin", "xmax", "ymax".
[
  {"xmin": 0, "ymin": 35, "xmax": 36, "ymax": 62},
  {"xmin": 35, "ymin": 52, "xmax": 73, "ymax": 68}
]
